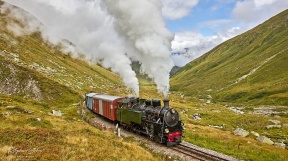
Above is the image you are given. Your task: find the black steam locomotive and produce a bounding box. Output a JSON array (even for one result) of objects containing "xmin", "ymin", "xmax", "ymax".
[{"xmin": 85, "ymin": 93, "xmax": 184, "ymax": 146}]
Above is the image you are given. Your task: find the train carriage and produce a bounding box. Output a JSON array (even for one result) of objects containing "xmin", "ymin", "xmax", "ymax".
[
  {"xmin": 85, "ymin": 93, "xmax": 98, "ymax": 110},
  {"xmin": 92, "ymin": 94, "xmax": 123, "ymax": 121},
  {"xmin": 85, "ymin": 92, "xmax": 183, "ymax": 146}
]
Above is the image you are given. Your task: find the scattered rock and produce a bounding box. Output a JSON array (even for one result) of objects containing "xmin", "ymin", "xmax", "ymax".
[
  {"xmin": 256, "ymin": 136, "xmax": 274, "ymax": 145},
  {"xmin": 208, "ymin": 124, "xmax": 224, "ymax": 129},
  {"xmin": 72, "ymin": 102, "xmax": 80, "ymax": 106},
  {"xmin": 283, "ymin": 124, "xmax": 288, "ymax": 128},
  {"xmin": 24, "ymin": 109, "xmax": 34, "ymax": 114},
  {"xmin": 2, "ymin": 112, "xmax": 12, "ymax": 116},
  {"xmin": 227, "ymin": 106, "xmax": 244, "ymax": 114},
  {"xmin": 266, "ymin": 125, "xmax": 281, "ymax": 129},
  {"xmin": 251, "ymin": 131, "xmax": 260, "ymax": 137},
  {"xmin": 191, "ymin": 113, "xmax": 201, "ymax": 120},
  {"xmin": 268, "ymin": 119, "xmax": 281, "ymax": 125},
  {"xmin": 48, "ymin": 110, "xmax": 62, "ymax": 117},
  {"xmin": 274, "ymin": 143, "xmax": 286, "ymax": 149},
  {"xmin": 35, "ymin": 118, "xmax": 41, "ymax": 121},
  {"xmin": 233, "ymin": 128, "xmax": 249, "ymax": 137},
  {"xmin": 5, "ymin": 106, "xmax": 15, "ymax": 109}
]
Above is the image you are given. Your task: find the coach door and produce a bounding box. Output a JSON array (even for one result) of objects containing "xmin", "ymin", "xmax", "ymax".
[{"xmin": 99, "ymin": 100, "xmax": 103, "ymax": 115}]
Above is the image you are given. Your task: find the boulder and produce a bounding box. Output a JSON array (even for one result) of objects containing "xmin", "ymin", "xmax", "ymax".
[
  {"xmin": 191, "ymin": 113, "xmax": 201, "ymax": 120},
  {"xmin": 233, "ymin": 128, "xmax": 249, "ymax": 137},
  {"xmin": 266, "ymin": 125, "xmax": 281, "ymax": 129},
  {"xmin": 283, "ymin": 124, "xmax": 288, "ymax": 128},
  {"xmin": 2, "ymin": 112, "xmax": 12, "ymax": 116},
  {"xmin": 274, "ymin": 143, "xmax": 286, "ymax": 149},
  {"xmin": 251, "ymin": 131, "xmax": 260, "ymax": 137},
  {"xmin": 256, "ymin": 136, "xmax": 274, "ymax": 145},
  {"xmin": 5, "ymin": 106, "xmax": 16, "ymax": 109},
  {"xmin": 24, "ymin": 109, "xmax": 34, "ymax": 114},
  {"xmin": 268, "ymin": 119, "xmax": 281, "ymax": 125},
  {"xmin": 49, "ymin": 110, "xmax": 62, "ymax": 117}
]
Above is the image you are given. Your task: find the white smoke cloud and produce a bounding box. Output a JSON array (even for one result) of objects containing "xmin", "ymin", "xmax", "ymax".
[
  {"xmin": 102, "ymin": 0, "xmax": 175, "ymax": 97},
  {"xmin": 2, "ymin": 0, "xmax": 140, "ymax": 95}
]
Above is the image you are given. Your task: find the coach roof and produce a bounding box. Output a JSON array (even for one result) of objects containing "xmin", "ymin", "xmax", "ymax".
[{"xmin": 92, "ymin": 94, "xmax": 122, "ymax": 102}]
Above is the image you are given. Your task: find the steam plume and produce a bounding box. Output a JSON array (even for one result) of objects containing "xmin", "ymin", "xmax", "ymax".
[
  {"xmin": 103, "ymin": 0, "xmax": 174, "ymax": 97},
  {"xmin": 2, "ymin": 0, "xmax": 139, "ymax": 95},
  {"xmin": 3, "ymin": 0, "xmax": 174, "ymax": 97}
]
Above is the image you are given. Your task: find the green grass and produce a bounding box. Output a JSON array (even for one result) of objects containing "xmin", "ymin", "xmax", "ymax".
[
  {"xmin": 1, "ymin": 2, "xmax": 288, "ymax": 161},
  {"xmin": 171, "ymin": 9, "xmax": 288, "ymax": 106},
  {"xmin": 0, "ymin": 95, "xmax": 166, "ymax": 161},
  {"xmin": 0, "ymin": 5, "xmax": 166, "ymax": 160}
]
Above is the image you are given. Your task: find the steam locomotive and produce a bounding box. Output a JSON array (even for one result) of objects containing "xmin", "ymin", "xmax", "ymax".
[{"xmin": 85, "ymin": 92, "xmax": 183, "ymax": 146}]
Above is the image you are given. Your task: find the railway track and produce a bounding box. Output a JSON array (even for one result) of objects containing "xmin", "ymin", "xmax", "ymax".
[
  {"xmin": 169, "ymin": 143, "xmax": 234, "ymax": 161},
  {"xmin": 81, "ymin": 108, "xmax": 238, "ymax": 161}
]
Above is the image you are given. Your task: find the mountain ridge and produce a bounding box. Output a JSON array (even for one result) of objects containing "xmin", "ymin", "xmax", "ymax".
[{"xmin": 171, "ymin": 9, "xmax": 288, "ymax": 106}]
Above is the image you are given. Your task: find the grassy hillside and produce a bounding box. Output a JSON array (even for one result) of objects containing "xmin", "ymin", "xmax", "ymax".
[
  {"xmin": 0, "ymin": 2, "xmax": 167, "ymax": 160},
  {"xmin": 0, "ymin": 1, "xmax": 131, "ymax": 100},
  {"xmin": 1, "ymin": 2, "xmax": 288, "ymax": 161},
  {"xmin": 171, "ymin": 9, "xmax": 288, "ymax": 106}
]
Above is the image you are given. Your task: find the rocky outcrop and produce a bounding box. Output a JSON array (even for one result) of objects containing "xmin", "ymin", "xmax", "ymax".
[{"xmin": 0, "ymin": 57, "xmax": 43, "ymax": 101}]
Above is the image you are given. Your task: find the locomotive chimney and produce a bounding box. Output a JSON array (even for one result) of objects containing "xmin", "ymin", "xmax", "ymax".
[
  {"xmin": 163, "ymin": 100, "xmax": 169, "ymax": 109},
  {"xmin": 145, "ymin": 100, "xmax": 151, "ymax": 106}
]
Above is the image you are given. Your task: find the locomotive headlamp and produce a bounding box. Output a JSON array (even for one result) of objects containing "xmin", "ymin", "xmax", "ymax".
[
  {"xmin": 165, "ymin": 128, "xmax": 169, "ymax": 133},
  {"xmin": 171, "ymin": 109, "xmax": 175, "ymax": 114}
]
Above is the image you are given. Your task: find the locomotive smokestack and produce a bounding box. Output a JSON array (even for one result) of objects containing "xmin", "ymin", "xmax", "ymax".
[
  {"xmin": 145, "ymin": 100, "xmax": 151, "ymax": 106},
  {"xmin": 163, "ymin": 100, "xmax": 169, "ymax": 109}
]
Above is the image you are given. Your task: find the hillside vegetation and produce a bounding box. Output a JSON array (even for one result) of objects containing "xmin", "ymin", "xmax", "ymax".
[
  {"xmin": 0, "ymin": 2, "xmax": 166, "ymax": 160},
  {"xmin": 171, "ymin": 9, "xmax": 288, "ymax": 106},
  {"xmin": 1, "ymin": 1, "xmax": 288, "ymax": 161}
]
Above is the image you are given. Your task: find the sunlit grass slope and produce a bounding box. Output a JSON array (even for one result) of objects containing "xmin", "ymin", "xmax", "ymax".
[
  {"xmin": 0, "ymin": 2, "xmax": 166, "ymax": 160},
  {"xmin": 171, "ymin": 9, "xmax": 288, "ymax": 106}
]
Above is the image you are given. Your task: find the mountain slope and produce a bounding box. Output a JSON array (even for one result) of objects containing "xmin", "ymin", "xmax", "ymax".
[
  {"xmin": 0, "ymin": 1, "xmax": 130, "ymax": 104},
  {"xmin": 0, "ymin": 2, "xmax": 166, "ymax": 160},
  {"xmin": 171, "ymin": 9, "xmax": 288, "ymax": 106}
]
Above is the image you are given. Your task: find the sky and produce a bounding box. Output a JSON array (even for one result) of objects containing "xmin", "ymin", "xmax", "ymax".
[
  {"xmin": 164, "ymin": 0, "xmax": 288, "ymax": 66},
  {"xmin": 1, "ymin": 0, "xmax": 288, "ymax": 96}
]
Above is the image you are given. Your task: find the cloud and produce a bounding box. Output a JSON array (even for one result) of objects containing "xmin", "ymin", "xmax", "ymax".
[
  {"xmin": 253, "ymin": 0, "xmax": 278, "ymax": 7},
  {"xmin": 232, "ymin": 0, "xmax": 288, "ymax": 24},
  {"xmin": 171, "ymin": 26, "xmax": 242, "ymax": 66},
  {"xmin": 171, "ymin": 0, "xmax": 288, "ymax": 67},
  {"xmin": 161, "ymin": 0, "xmax": 198, "ymax": 20}
]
